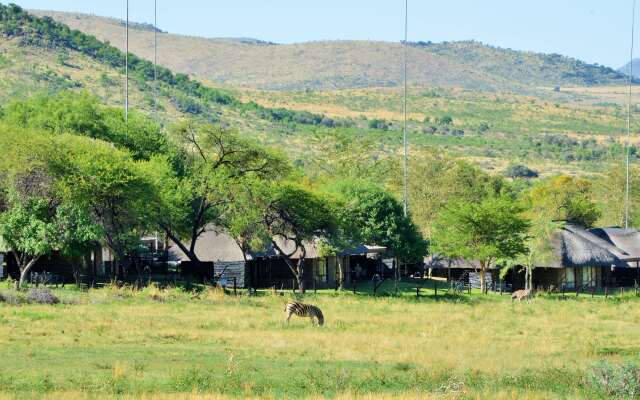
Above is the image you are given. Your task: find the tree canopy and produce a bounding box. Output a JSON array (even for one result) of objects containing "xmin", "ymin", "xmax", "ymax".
[
  {"xmin": 326, "ymin": 179, "xmax": 426, "ymax": 262},
  {"xmin": 523, "ymin": 175, "xmax": 600, "ymax": 228},
  {"xmin": 431, "ymin": 195, "xmax": 530, "ymax": 293}
]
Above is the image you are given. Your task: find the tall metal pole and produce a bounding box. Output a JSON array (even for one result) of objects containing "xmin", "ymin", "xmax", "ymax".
[
  {"xmin": 154, "ymin": 0, "xmax": 158, "ymax": 119},
  {"xmin": 627, "ymin": 0, "xmax": 636, "ymax": 229},
  {"xmin": 403, "ymin": 0, "xmax": 409, "ymax": 217},
  {"xmin": 125, "ymin": 0, "xmax": 129, "ymax": 124}
]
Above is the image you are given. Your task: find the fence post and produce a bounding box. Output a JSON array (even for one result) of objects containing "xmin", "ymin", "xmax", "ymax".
[
  {"xmin": 353, "ymin": 280, "xmax": 356, "ymax": 294},
  {"xmin": 313, "ymin": 277, "xmax": 317, "ymax": 294},
  {"xmin": 233, "ymin": 277, "xmax": 237, "ymax": 296},
  {"xmin": 434, "ymin": 281, "xmax": 438, "ymax": 298},
  {"xmin": 605, "ymin": 286, "xmax": 608, "ymax": 299},
  {"xmin": 591, "ymin": 287, "xmax": 595, "ymax": 298},
  {"xmin": 416, "ymin": 286, "xmax": 420, "ymax": 298},
  {"xmin": 620, "ymin": 287, "xmax": 624, "ymax": 297},
  {"xmin": 576, "ymin": 287, "xmax": 579, "ymax": 298}
]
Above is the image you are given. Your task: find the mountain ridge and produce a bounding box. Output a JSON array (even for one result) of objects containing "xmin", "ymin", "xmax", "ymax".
[{"xmin": 32, "ymin": 9, "xmax": 628, "ymax": 92}]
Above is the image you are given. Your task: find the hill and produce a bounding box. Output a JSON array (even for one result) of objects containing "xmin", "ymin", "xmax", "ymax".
[
  {"xmin": 618, "ymin": 58, "xmax": 640, "ymax": 79},
  {"xmin": 0, "ymin": 4, "xmax": 638, "ymax": 180},
  {"xmin": 33, "ymin": 10, "xmax": 628, "ymax": 92}
]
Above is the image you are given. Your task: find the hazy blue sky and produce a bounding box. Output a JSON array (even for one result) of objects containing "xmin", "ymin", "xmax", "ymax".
[{"xmin": 9, "ymin": 0, "xmax": 638, "ymax": 68}]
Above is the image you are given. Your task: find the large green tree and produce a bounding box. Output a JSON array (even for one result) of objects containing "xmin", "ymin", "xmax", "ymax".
[
  {"xmin": 54, "ymin": 135, "xmax": 158, "ymax": 279},
  {"xmin": 152, "ymin": 122, "xmax": 288, "ymax": 269},
  {"xmin": 0, "ymin": 128, "xmax": 101, "ymax": 288},
  {"xmin": 260, "ymin": 183, "xmax": 336, "ymax": 293},
  {"xmin": 594, "ymin": 164, "xmax": 640, "ymax": 227},
  {"xmin": 326, "ymin": 179, "xmax": 426, "ymax": 288},
  {"xmin": 407, "ymin": 151, "xmax": 506, "ymax": 238},
  {"xmin": 524, "ymin": 175, "xmax": 600, "ymax": 228},
  {"xmin": 431, "ymin": 196, "xmax": 530, "ymax": 293},
  {"xmin": 2, "ymin": 91, "xmax": 166, "ymax": 160}
]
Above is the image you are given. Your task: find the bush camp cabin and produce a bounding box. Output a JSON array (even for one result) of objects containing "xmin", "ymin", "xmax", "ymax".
[
  {"xmin": 3, "ymin": 223, "xmax": 640, "ymax": 292},
  {"xmin": 427, "ymin": 224, "xmax": 640, "ymax": 291}
]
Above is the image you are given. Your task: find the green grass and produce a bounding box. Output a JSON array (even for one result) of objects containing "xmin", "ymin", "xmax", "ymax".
[{"xmin": 0, "ymin": 283, "xmax": 639, "ymax": 399}]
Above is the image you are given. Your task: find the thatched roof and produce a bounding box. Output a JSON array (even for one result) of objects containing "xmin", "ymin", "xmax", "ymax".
[
  {"xmin": 167, "ymin": 228, "xmax": 385, "ymax": 263},
  {"xmin": 590, "ymin": 227, "xmax": 640, "ymax": 265},
  {"xmin": 550, "ymin": 224, "xmax": 640, "ymax": 269},
  {"xmin": 424, "ymin": 255, "xmax": 489, "ymax": 270},
  {"xmin": 168, "ymin": 229, "xmax": 247, "ymax": 263},
  {"xmin": 424, "ymin": 224, "xmax": 640, "ymax": 270}
]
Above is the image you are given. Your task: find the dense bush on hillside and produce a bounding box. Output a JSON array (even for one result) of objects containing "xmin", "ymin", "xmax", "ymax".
[
  {"xmin": 0, "ymin": 4, "xmax": 351, "ymax": 129},
  {"xmin": 0, "ymin": 4, "xmax": 235, "ymax": 106},
  {"xmin": 504, "ymin": 164, "xmax": 539, "ymax": 179}
]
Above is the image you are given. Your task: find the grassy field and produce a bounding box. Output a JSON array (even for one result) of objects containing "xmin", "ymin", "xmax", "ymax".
[{"xmin": 1, "ymin": 282, "xmax": 639, "ymax": 399}]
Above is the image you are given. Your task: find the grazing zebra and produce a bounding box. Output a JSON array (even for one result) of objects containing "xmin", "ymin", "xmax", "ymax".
[
  {"xmin": 284, "ymin": 301, "xmax": 324, "ymax": 326},
  {"xmin": 511, "ymin": 289, "xmax": 532, "ymax": 302}
]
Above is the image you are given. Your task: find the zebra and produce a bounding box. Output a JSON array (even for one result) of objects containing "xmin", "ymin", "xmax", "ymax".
[
  {"xmin": 511, "ymin": 289, "xmax": 532, "ymax": 302},
  {"xmin": 284, "ymin": 301, "xmax": 324, "ymax": 326}
]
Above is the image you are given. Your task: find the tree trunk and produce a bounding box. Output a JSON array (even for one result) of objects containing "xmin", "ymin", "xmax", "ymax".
[
  {"xmin": 479, "ymin": 262, "xmax": 487, "ymax": 294},
  {"xmin": 18, "ymin": 257, "xmax": 40, "ymax": 290},
  {"xmin": 163, "ymin": 227, "xmax": 202, "ymax": 267},
  {"xmin": 296, "ymin": 258, "xmax": 306, "ymax": 294},
  {"xmin": 337, "ymin": 257, "xmax": 345, "ymax": 290}
]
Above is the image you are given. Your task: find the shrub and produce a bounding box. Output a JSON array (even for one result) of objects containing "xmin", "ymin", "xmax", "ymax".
[
  {"xmin": 368, "ymin": 119, "xmax": 391, "ymax": 131},
  {"xmin": 585, "ymin": 361, "xmax": 640, "ymax": 398},
  {"xmin": 504, "ymin": 164, "xmax": 539, "ymax": 179},
  {"xmin": 435, "ymin": 115, "xmax": 453, "ymax": 125},
  {"xmin": 0, "ymin": 293, "xmax": 20, "ymax": 304},
  {"xmin": 27, "ymin": 288, "xmax": 60, "ymax": 305}
]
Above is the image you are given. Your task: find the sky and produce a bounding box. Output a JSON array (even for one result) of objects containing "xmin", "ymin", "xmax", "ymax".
[{"xmin": 9, "ymin": 0, "xmax": 639, "ymax": 68}]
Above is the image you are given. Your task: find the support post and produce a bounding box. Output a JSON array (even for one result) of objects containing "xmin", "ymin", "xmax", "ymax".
[
  {"xmin": 233, "ymin": 277, "xmax": 237, "ymax": 296},
  {"xmin": 434, "ymin": 280, "xmax": 438, "ymax": 298},
  {"xmin": 416, "ymin": 286, "xmax": 420, "ymax": 298}
]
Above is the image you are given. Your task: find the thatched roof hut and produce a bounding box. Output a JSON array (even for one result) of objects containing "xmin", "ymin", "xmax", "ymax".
[
  {"xmin": 167, "ymin": 228, "xmax": 385, "ymax": 264},
  {"xmin": 551, "ymin": 224, "xmax": 640, "ymax": 269}
]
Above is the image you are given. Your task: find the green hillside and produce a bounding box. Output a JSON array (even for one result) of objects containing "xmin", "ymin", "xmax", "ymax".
[
  {"xmin": 0, "ymin": 3, "xmax": 638, "ymax": 179},
  {"xmin": 33, "ymin": 9, "xmax": 628, "ymax": 92}
]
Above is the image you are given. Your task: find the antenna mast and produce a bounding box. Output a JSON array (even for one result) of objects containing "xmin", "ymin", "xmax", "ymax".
[
  {"xmin": 626, "ymin": 0, "xmax": 636, "ymax": 228},
  {"xmin": 154, "ymin": 0, "xmax": 158, "ymax": 119},
  {"xmin": 125, "ymin": 0, "xmax": 129, "ymax": 125},
  {"xmin": 403, "ymin": 0, "xmax": 409, "ymax": 217}
]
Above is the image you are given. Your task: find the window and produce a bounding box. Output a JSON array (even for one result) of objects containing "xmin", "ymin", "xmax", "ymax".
[
  {"xmin": 565, "ymin": 268, "xmax": 575, "ymax": 288},
  {"xmin": 581, "ymin": 267, "xmax": 594, "ymax": 287},
  {"xmin": 316, "ymin": 258, "xmax": 327, "ymax": 283}
]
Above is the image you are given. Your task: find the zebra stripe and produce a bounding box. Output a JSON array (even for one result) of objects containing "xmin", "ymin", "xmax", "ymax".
[{"xmin": 284, "ymin": 301, "xmax": 324, "ymax": 326}]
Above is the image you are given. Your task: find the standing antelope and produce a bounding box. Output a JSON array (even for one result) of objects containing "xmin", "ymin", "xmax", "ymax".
[
  {"xmin": 511, "ymin": 289, "xmax": 532, "ymax": 302},
  {"xmin": 284, "ymin": 301, "xmax": 324, "ymax": 326}
]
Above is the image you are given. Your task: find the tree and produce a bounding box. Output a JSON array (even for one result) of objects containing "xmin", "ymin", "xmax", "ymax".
[
  {"xmin": 504, "ymin": 164, "xmax": 539, "ymax": 179},
  {"xmin": 218, "ymin": 178, "xmax": 272, "ymax": 265},
  {"xmin": 326, "ymin": 179, "xmax": 426, "ymax": 288},
  {"xmin": 152, "ymin": 123, "xmax": 288, "ymax": 270},
  {"xmin": 594, "ymin": 163, "xmax": 640, "ymax": 227},
  {"xmin": 261, "ymin": 183, "xmax": 336, "ymax": 293},
  {"xmin": 431, "ymin": 196, "xmax": 530, "ymax": 293},
  {"xmin": 55, "ymin": 135, "xmax": 158, "ymax": 279},
  {"xmin": 406, "ymin": 151, "xmax": 505, "ymax": 238},
  {"xmin": 2, "ymin": 91, "xmax": 166, "ymax": 160},
  {"xmin": 525, "ymin": 175, "xmax": 600, "ymax": 228},
  {"xmin": 0, "ymin": 129, "xmax": 100, "ymax": 288},
  {"xmin": 501, "ymin": 216, "xmax": 562, "ymax": 291}
]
